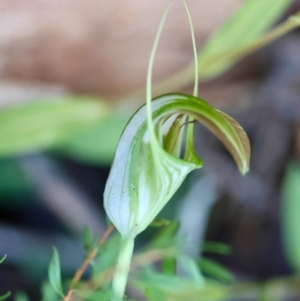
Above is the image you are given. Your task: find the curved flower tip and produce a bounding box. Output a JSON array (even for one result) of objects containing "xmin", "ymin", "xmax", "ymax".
[
  {"xmin": 215, "ymin": 110, "xmax": 250, "ymax": 175},
  {"xmin": 104, "ymin": 93, "xmax": 250, "ymax": 238}
]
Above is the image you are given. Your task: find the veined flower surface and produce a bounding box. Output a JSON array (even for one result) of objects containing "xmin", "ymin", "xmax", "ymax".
[{"xmin": 104, "ymin": 93, "xmax": 250, "ymax": 238}]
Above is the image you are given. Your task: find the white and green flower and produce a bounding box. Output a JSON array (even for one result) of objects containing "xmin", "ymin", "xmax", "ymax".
[
  {"xmin": 104, "ymin": 93, "xmax": 250, "ymax": 239},
  {"xmin": 104, "ymin": 2, "xmax": 250, "ymax": 300}
]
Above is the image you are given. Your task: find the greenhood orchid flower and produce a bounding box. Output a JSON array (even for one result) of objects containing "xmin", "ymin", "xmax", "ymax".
[
  {"xmin": 104, "ymin": 2, "xmax": 250, "ymax": 300},
  {"xmin": 104, "ymin": 93, "xmax": 250, "ymax": 239}
]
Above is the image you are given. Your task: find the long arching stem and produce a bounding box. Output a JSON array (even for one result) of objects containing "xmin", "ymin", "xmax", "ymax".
[
  {"xmin": 111, "ymin": 1, "xmax": 174, "ymax": 300},
  {"xmin": 146, "ymin": 0, "xmax": 174, "ymax": 149},
  {"xmin": 111, "ymin": 237, "xmax": 135, "ymax": 301}
]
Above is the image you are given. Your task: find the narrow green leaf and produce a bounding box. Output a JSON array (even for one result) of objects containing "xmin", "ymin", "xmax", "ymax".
[
  {"xmin": 162, "ymin": 258, "xmax": 176, "ymax": 276},
  {"xmin": 74, "ymin": 289, "xmax": 112, "ymax": 301},
  {"xmin": 281, "ymin": 161, "xmax": 300, "ymax": 273},
  {"xmin": 202, "ymin": 242, "xmax": 232, "ymax": 255},
  {"xmin": 133, "ymin": 266, "xmax": 226, "ymax": 301},
  {"xmin": 0, "ymin": 96, "xmax": 110, "ymax": 157},
  {"xmin": 14, "ymin": 292, "xmax": 30, "ymax": 301},
  {"xmin": 0, "ymin": 292, "xmax": 11, "ymax": 301},
  {"xmin": 144, "ymin": 286, "xmax": 162, "ymax": 301},
  {"xmin": 48, "ymin": 247, "xmax": 64, "ymax": 298},
  {"xmin": 81, "ymin": 226, "xmax": 95, "ymax": 253},
  {"xmin": 150, "ymin": 221, "xmax": 179, "ymax": 248},
  {"xmin": 199, "ymin": 258, "xmax": 234, "ymax": 283},
  {"xmin": 178, "ymin": 255, "xmax": 204, "ymax": 285},
  {"xmin": 0, "ymin": 254, "xmax": 6, "ymax": 264},
  {"xmin": 41, "ymin": 281, "xmax": 59, "ymax": 301},
  {"xmin": 143, "ymin": 285, "xmax": 164, "ymax": 301},
  {"xmin": 198, "ymin": 0, "xmax": 295, "ymax": 79},
  {"xmin": 150, "ymin": 218, "xmax": 171, "ymax": 228}
]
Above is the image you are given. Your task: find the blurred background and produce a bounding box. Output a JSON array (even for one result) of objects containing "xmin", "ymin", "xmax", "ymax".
[{"xmin": 1, "ymin": 0, "xmax": 300, "ymax": 300}]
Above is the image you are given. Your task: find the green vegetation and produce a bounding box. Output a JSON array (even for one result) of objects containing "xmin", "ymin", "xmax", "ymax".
[{"xmin": 1, "ymin": 0, "xmax": 300, "ymax": 300}]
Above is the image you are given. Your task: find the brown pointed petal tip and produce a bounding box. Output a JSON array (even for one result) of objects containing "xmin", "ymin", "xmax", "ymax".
[{"xmin": 217, "ymin": 110, "xmax": 251, "ymax": 175}]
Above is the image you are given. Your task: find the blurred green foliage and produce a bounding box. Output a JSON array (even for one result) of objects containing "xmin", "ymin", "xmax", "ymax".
[
  {"xmin": 198, "ymin": 0, "xmax": 295, "ymax": 79},
  {"xmin": 0, "ymin": 159, "xmax": 32, "ymax": 207},
  {"xmin": 0, "ymin": 96, "xmax": 111, "ymax": 160},
  {"xmin": 0, "ymin": 0, "xmax": 300, "ymax": 300},
  {"xmin": 13, "ymin": 293, "xmax": 30, "ymax": 301},
  {"xmin": 0, "ymin": 255, "xmax": 11, "ymax": 300},
  {"xmin": 281, "ymin": 161, "xmax": 300, "ymax": 273},
  {"xmin": 58, "ymin": 113, "xmax": 129, "ymax": 165}
]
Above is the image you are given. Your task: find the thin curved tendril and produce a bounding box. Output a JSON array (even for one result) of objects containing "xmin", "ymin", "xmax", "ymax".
[
  {"xmin": 146, "ymin": 0, "xmax": 174, "ymax": 148},
  {"xmin": 182, "ymin": 0, "xmax": 198, "ymax": 159},
  {"xmin": 182, "ymin": 0, "xmax": 198, "ymax": 97}
]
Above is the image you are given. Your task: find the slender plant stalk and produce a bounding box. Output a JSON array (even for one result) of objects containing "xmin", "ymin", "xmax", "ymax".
[
  {"xmin": 111, "ymin": 1, "xmax": 174, "ymax": 300},
  {"xmin": 111, "ymin": 237, "xmax": 135, "ymax": 301},
  {"xmin": 182, "ymin": 0, "xmax": 198, "ymax": 159},
  {"xmin": 146, "ymin": 0, "xmax": 174, "ymax": 147},
  {"xmin": 127, "ymin": 11, "xmax": 300, "ymax": 99},
  {"xmin": 182, "ymin": 0, "xmax": 198, "ymax": 98},
  {"xmin": 63, "ymin": 225, "xmax": 115, "ymax": 301}
]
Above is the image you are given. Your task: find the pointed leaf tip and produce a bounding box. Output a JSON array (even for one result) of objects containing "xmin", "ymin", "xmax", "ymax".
[
  {"xmin": 0, "ymin": 254, "xmax": 7, "ymax": 264},
  {"xmin": 48, "ymin": 247, "xmax": 64, "ymax": 298},
  {"xmin": 0, "ymin": 291, "xmax": 11, "ymax": 301}
]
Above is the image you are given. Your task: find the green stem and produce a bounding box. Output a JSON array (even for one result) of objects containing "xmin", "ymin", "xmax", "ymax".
[
  {"xmin": 126, "ymin": 11, "xmax": 300, "ymax": 100},
  {"xmin": 146, "ymin": 0, "xmax": 174, "ymax": 150},
  {"xmin": 112, "ymin": 237, "xmax": 135, "ymax": 301},
  {"xmin": 182, "ymin": 0, "xmax": 198, "ymax": 98}
]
